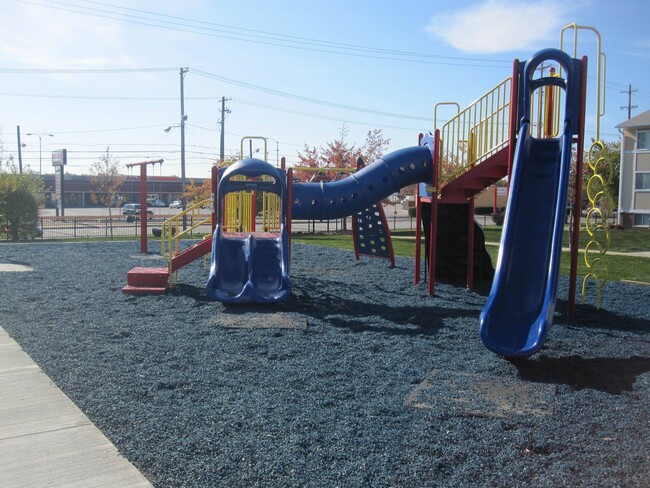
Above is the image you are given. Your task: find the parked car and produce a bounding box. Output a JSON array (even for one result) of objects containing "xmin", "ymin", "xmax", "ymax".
[
  {"xmin": 122, "ymin": 203, "xmax": 153, "ymax": 216},
  {"xmin": 147, "ymin": 199, "xmax": 167, "ymax": 207},
  {"xmin": 169, "ymin": 200, "xmax": 182, "ymax": 209}
]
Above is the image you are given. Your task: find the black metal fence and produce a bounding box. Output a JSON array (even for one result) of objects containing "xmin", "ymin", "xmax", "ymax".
[
  {"xmin": 1, "ymin": 217, "xmax": 200, "ymax": 241},
  {"xmin": 2, "ymin": 215, "xmax": 418, "ymax": 241}
]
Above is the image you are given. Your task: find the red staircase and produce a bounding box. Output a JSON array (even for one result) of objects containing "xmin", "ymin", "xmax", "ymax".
[
  {"xmin": 439, "ymin": 147, "xmax": 509, "ymax": 204},
  {"xmin": 122, "ymin": 237, "xmax": 213, "ymax": 295}
]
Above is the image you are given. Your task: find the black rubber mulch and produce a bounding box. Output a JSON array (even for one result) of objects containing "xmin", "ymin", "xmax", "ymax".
[{"xmin": 1, "ymin": 240, "xmax": 649, "ymax": 487}]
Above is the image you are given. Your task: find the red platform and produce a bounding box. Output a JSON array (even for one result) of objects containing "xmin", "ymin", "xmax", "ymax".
[{"xmin": 122, "ymin": 267, "xmax": 169, "ymax": 294}]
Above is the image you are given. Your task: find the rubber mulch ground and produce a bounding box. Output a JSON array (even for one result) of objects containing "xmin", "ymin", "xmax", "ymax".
[{"xmin": 1, "ymin": 240, "xmax": 649, "ymax": 487}]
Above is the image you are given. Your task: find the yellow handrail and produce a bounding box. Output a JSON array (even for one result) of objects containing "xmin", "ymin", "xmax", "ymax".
[
  {"xmin": 160, "ymin": 198, "xmax": 212, "ymax": 263},
  {"xmin": 439, "ymin": 77, "xmax": 511, "ymax": 183}
]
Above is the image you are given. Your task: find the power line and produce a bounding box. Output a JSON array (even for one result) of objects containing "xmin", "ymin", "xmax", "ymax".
[
  {"xmin": 0, "ymin": 67, "xmax": 176, "ymax": 74},
  {"xmin": 192, "ymin": 69, "xmax": 431, "ymax": 122},
  {"xmin": 17, "ymin": 0, "xmax": 510, "ymax": 68},
  {"xmin": 0, "ymin": 91, "xmax": 219, "ymax": 101}
]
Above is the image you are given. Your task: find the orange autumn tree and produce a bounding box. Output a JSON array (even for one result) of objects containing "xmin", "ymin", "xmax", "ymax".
[
  {"xmin": 295, "ymin": 127, "xmax": 390, "ymax": 182},
  {"xmin": 183, "ymin": 178, "xmax": 212, "ymax": 206}
]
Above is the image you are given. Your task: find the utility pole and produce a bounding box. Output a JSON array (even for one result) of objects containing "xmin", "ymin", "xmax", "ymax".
[
  {"xmin": 219, "ymin": 96, "xmax": 231, "ymax": 163},
  {"xmin": 179, "ymin": 68, "xmax": 189, "ymax": 213},
  {"xmin": 621, "ymin": 84, "xmax": 638, "ymax": 119},
  {"xmin": 178, "ymin": 67, "xmax": 189, "ymax": 231},
  {"xmin": 16, "ymin": 126, "xmax": 23, "ymax": 173}
]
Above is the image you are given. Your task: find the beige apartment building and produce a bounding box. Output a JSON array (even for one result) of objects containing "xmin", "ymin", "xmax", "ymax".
[{"xmin": 617, "ymin": 109, "xmax": 650, "ymax": 227}]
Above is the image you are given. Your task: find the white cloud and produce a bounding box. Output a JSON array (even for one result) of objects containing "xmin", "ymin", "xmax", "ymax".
[
  {"xmin": 426, "ymin": 0, "xmax": 577, "ymax": 53},
  {"xmin": 0, "ymin": 3, "xmax": 124, "ymax": 68}
]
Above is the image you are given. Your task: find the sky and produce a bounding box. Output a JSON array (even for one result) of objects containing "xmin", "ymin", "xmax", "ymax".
[{"xmin": 1, "ymin": 0, "xmax": 649, "ymax": 179}]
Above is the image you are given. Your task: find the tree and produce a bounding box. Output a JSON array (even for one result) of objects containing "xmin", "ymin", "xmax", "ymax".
[
  {"xmin": 359, "ymin": 129, "xmax": 391, "ymax": 163},
  {"xmin": 184, "ymin": 178, "xmax": 212, "ymax": 205},
  {"xmin": 0, "ymin": 157, "xmax": 44, "ymax": 241},
  {"xmin": 90, "ymin": 148, "xmax": 125, "ymax": 239},
  {"xmin": 295, "ymin": 127, "xmax": 390, "ymax": 182}
]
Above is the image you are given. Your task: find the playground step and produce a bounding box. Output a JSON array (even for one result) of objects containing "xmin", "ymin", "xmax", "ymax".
[
  {"xmin": 125, "ymin": 267, "xmax": 169, "ymax": 288},
  {"xmin": 122, "ymin": 284, "xmax": 168, "ymax": 295}
]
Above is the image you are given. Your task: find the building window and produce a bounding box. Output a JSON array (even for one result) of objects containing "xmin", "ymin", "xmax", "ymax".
[
  {"xmin": 633, "ymin": 213, "xmax": 650, "ymax": 226},
  {"xmin": 638, "ymin": 130, "xmax": 650, "ymax": 150},
  {"xmin": 636, "ymin": 173, "xmax": 650, "ymax": 190}
]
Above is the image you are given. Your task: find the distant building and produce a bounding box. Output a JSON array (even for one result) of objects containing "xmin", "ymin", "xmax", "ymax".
[
  {"xmin": 41, "ymin": 174, "xmax": 204, "ymax": 208},
  {"xmin": 617, "ymin": 110, "xmax": 650, "ymax": 228}
]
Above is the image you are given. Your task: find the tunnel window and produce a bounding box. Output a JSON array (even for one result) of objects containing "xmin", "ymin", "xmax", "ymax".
[
  {"xmin": 311, "ymin": 199, "xmax": 317, "ymax": 206},
  {"xmin": 399, "ymin": 166, "xmax": 405, "ymax": 173},
  {"xmin": 351, "ymin": 192, "xmax": 358, "ymax": 199},
  {"xmin": 409, "ymin": 163, "xmax": 416, "ymax": 170},
  {"xmin": 294, "ymin": 198, "xmax": 301, "ymax": 205}
]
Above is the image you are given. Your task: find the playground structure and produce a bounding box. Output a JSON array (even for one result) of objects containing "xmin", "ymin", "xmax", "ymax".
[{"xmin": 124, "ymin": 34, "xmax": 608, "ymax": 357}]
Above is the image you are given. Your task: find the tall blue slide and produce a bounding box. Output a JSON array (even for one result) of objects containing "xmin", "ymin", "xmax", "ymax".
[
  {"xmin": 479, "ymin": 49, "xmax": 584, "ymax": 357},
  {"xmin": 206, "ymin": 140, "xmax": 435, "ymax": 303}
]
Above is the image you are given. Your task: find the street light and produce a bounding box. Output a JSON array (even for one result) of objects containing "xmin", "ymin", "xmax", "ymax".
[
  {"xmin": 25, "ymin": 132, "xmax": 54, "ymax": 174},
  {"xmin": 163, "ymin": 120, "xmax": 186, "ymax": 195},
  {"xmin": 163, "ymin": 116, "xmax": 188, "ymax": 229},
  {"xmin": 266, "ymin": 138, "xmax": 280, "ymax": 166}
]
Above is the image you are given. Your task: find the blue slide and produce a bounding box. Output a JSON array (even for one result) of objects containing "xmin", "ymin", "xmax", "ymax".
[
  {"xmin": 207, "ymin": 224, "xmax": 291, "ymax": 303},
  {"xmin": 479, "ymin": 49, "xmax": 584, "ymax": 357},
  {"xmin": 206, "ymin": 159, "xmax": 291, "ymax": 303}
]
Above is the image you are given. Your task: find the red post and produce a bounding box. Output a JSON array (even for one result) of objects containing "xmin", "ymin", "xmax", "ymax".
[
  {"xmin": 211, "ymin": 165, "xmax": 218, "ymax": 233},
  {"xmin": 507, "ymin": 59, "xmax": 520, "ymax": 189},
  {"xmin": 286, "ymin": 168, "xmax": 293, "ymax": 261},
  {"xmin": 427, "ymin": 130, "xmax": 440, "ymax": 296},
  {"xmin": 568, "ymin": 56, "xmax": 588, "ymax": 316},
  {"xmin": 125, "ymin": 158, "xmax": 164, "ymax": 254},
  {"xmin": 139, "ymin": 164, "xmax": 147, "ymax": 253},
  {"xmin": 467, "ymin": 198, "xmax": 475, "ymax": 289},
  {"xmin": 414, "ymin": 135, "xmax": 423, "ymax": 285}
]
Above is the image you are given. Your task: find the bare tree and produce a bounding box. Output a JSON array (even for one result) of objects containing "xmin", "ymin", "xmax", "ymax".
[{"xmin": 90, "ymin": 147, "xmax": 125, "ymax": 239}]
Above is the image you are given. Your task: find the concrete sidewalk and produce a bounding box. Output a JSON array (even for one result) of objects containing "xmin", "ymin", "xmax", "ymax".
[{"xmin": 0, "ymin": 327, "xmax": 152, "ymax": 488}]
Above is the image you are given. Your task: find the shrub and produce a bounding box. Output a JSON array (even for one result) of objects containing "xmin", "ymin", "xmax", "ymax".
[
  {"xmin": 0, "ymin": 162, "xmax": 44, "ymax": 241},
  {"xmin": 491, "ymin": 209, "xmax": 506, "ymax": 226}
]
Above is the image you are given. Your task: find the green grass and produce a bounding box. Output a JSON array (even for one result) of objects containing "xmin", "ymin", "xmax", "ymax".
[
  {"xmin": 292, "ymin": 229, "xmax": 650, "ymax": 284},
  {"xmin": 481, "ymin": 227, "xmax": 650, "ymax": 253}
]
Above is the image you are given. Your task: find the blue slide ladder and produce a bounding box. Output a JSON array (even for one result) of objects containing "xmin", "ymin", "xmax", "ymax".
[{"xmin": 479, "ymin": 49, "xmax": 584, "ymax": 357}]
